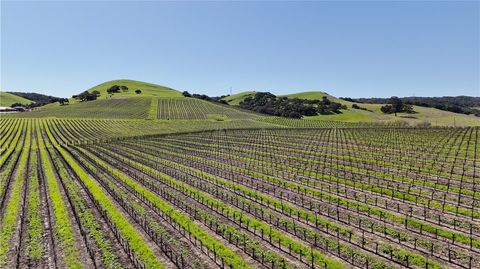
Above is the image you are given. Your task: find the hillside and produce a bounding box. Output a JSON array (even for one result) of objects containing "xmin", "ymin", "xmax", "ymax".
[
  {"xmin": 0, "ymin": 92, "xmax": 34, "ymax": 107},
  {"xmin": 7, "ymin": 92, "xmax": 59, "ymax": 104},
  {"xmin": 222, "ymin": 91, "xmax": 256, "ymax": 105},
  {"xmin": 85, "ymin": 79, "xmax": 183, "ymax": 98},
  {"xmin": 8, "ymin": 78, "xmax": 260, "ymax": 120},
  {"xmin": 282, "ymin": 91, "xmax": 344, "ymax": 103},
  {"xmin": 6, "ymin": 81, "xmax": 480, "ymax": 126},
  {"xmin": 223, "ymin": 90, "xmax": 480, "ymax": 126}
]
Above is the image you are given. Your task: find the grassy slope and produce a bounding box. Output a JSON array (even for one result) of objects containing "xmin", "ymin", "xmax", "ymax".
[
  {"xmin": 224, "ymin": 90, "xmax": 480, "ymax": 126},
  {"xmin": 26, "ymin": 97, "xmax": 152, "ymax": 119},
  {"xmin": 15, "ymin": 80, "xmax": 260, "ymax": 120},
  {"xmin": 222, "ymin": 91, "xmax": 256, "ymax": 105},
  {"xmin": 0, "ymin": 92, "xmax": 34, "ymax": 106},
  {"xmin": 282, "ymin": 91, "xmax": 344, "ymax": 103},
  {"xmin": 86, "ymin": 79, "xmax": 183, "ymax": 98},
  {"xmin": 25, "ymin": 80, "xmax": 183, "ymax": 118}
]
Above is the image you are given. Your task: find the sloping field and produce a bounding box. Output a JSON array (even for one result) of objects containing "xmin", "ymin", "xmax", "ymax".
[
  {"xmin": 283, "ymin": 91, "xmax": 344, "ymax": 103},
  {"xmin": 225, "ymin": 91, "xmax": 480, "ymax": 126},
  {"xmin": 10, "ymin": 96, "xmax": 261, "ymax": 120},
  {"xmin": 0, "ymin": 92, "xmax": 33, "ymax": 107},
  {"xmin": 12, "ymin": 97, "xmax": 151, "ymax": 119},
  {"xmin": 222, "ymin": 91, "xmax": 256, "ymax": 105},
  {"xmin": 1, "ymin": 117, "xmax": 478, "ymax": 269}
]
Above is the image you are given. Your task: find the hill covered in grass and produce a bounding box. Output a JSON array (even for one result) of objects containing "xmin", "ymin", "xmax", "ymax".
[
  {"xmin": 222, "ymin": 91, "xmax": 256, "ymax": 105},
  {"xmin": 86, "ymin": 79, "xmax": 183, "ymax": 98},
  {"xmin": 6, "ymin": 80, "xmax": 480, "ymax": 126},
  {"xmin": 0, "ymin": 92, "xmax": 34, "ymax": 106},
  {"xmin": 9, "ymin": 80, "xmax": 260, "ymax": 120},
  {"xmin": 223, "ymin": 90, "xmax": 480, "ymax": 126},
  {"xmin": 282, "ymin": 91, "xmax": 344, "ymax": 103}
]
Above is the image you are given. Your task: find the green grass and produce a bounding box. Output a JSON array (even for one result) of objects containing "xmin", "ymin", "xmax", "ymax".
[
  {"xmin": 221, "ymin": 90, "xmax": 480, "ymax": 126},
  {"xmin": 222, "ymin": 91, "xmax": 256, "ymax": 105},
  {"xmin": 26, "ymin": 133, "xmax": 45, "ymax": 262},
  {"xmin": 37, "ymin": 123, "xmax": 84, "ymax": 269},
  {"xmin": 307, "ymin": 109, "xmax": 380, "ymax": 122},
  {"xmin": 86, "ymin": 79, "xmax": 183, "ymax": 98},
  {"xmin": 0, "ymin": 92, "xmax": 33, "ymax": 107},
  {"xmin": 75, "ymin": 146, "xmax": 251, "ymax": 269},
  {"xmin": 44, "ymin": 125, "xmax": 165, "ymax": 269},
  {"xmin": 282, "ymin": 91, "xmax": 344, "ymax": 103},
  {"xmin": 87, "ymin": 146, "xmax": 343, "ymax": 269},
  {"xmin": 0, "ymin": 122, "xmax": 30, "ymax": 267}
]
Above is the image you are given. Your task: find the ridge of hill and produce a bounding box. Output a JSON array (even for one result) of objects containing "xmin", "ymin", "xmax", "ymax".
[
  {"xmin": 10, "ymin": 79, "xmax": 260, "ymax": 120},
  {"xmin": 4, "ymin": 81, "xmax": 480, "ymax": 127},
  {"xmin": 222, "ymin": 91, "xmax": 256, "ymax": 105},
  {"xmin": 282, "ymin": 91, "xmax": 344, "ymax": 103},
  {"xmin": 0, "ymin": 92, "xmax": 34, "ymax": 107},
  {"xmin": 223, "ymin": 90, "xmax": 480, "ymax": 126},
  {"xmin": 85, "ymin": 79, "xmax": 183, "ymax": 98}
]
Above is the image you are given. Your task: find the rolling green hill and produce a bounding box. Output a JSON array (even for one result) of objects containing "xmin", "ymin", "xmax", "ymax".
[
  {"xmin": 19, "ymin": 96, "xmax": 261, "ymax": 120},
  {"xmin": 222, "ymin": 91, "xmax": 256, "ymax": 105},
  {"xmin": 86, "ymin": 79, "xmax": 183, "ymax": 98},
  {"xmin": 12, "ymin": 79, "xmax": 261, "ymax": 120},
  {"xmin": 0, "ymin": 92, "xmax": 34, "ymax": 107},
  {"xmin": 223, "ymin": 90, "xmax": 480, "ymax": 126},
  {"xmin": 282, "ymin": 91, "xmax": 344, "ymax": 103},
  {"xmin": 5, "ymin": 80, "xmax": 480, "ymax": 126},
  {"xmin": 24, "ymin": 97, "xmax": 152, "ymax": 119}
]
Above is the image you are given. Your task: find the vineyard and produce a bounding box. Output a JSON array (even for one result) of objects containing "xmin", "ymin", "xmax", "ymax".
[
  {"xmin": 155, "ymin": 98, "xmax": 258, "ymax": 120},
  {"xmin": 0, "ymin": 115, "xmax": 478, "ymax": 269},
  {"xmin": 6, "ymin": 97, "xmax": 261, "ymax": 121},
  {"xmin": 21, "ymin": 98, "xmax": 152, "ymax": 119}
]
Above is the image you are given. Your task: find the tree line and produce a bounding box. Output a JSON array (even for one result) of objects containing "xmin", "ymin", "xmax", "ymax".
[
  {"xmin": 342, "ymin": 96, "xmax": 480, "ymax": 116},
  {"xmin": 239, "ymin": 92, "xmax": 346, "ymax": 119}
]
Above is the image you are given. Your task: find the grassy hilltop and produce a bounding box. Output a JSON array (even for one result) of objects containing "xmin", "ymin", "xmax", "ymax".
[
  {"xmin": 86, "ymin": 79, "xmax": 183, "ymax": 98},
  {"xmin": 10, "ymin": 80, "xmax": 259, "ymax": 121}
]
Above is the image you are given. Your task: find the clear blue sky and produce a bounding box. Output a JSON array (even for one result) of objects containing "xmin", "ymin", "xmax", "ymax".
[{"xmin": 1, "ymin": 1, "xmax": 479, "ymax": 98}]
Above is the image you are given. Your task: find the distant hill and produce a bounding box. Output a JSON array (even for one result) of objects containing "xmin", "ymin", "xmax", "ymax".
[
  {"xmin": 223, "ymin": 90, "xmax": 480, "ymax": 127},
  {"xmin": 223, "ymin": 91, "xmax": 343, "ymax": 105},
  {"xmin": 349, "ymin": 96, "xmax": 480, "ymax": 116},
  {"xmin": 5, "ymin": 81, "xmax": 480, "ymax": 126},
  {"xmin": 0, "ymin": 92, "xmax": 34, "ymax": 107},
  {"xmin": 8, "ymin": 92, "xmax": 60, "ymax": 105},
  {"xmin": 222, "ymin": 91, "xmax": 256, "ymax": 105},
  {"xmin": 14, "ymin": 80, "xmax": 259, "ymax": 120},
  {"xmin": 282, "ymin": 91, "xmax": 344, "ymax": 103},
  {"xmin": 85, "ymin": 79, "xmax": 183, "ymax": 98}
]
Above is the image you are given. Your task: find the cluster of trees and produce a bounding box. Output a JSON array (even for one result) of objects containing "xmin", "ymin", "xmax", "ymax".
[
  {"xmin": 107, "ymin": 85, "xmax": 129, "ymax": 94},
  {"xmin": 351, "ymin": 104, "xmax": 370, "ymax": 111},
  {"xmin": 72, "ymin": 90, "xmax": 100, "ymax": 102},
  {"xmin": 343, "ymin": 96, "xmax": 480, "ymax": 116},
  {"xmin": 239, "ymin": 92, "xmax": 346, "ymax": 119},
  {"xmin": 57, "ymin": 98, "xmax": 69, "ymax": 105},
  {"xmin": 380, "ymin": 97, "xmax": 413, "ymax": 116},
  {"xmin": 182, "ymin": 91, "xmax": 229, "ymax": 105}
]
